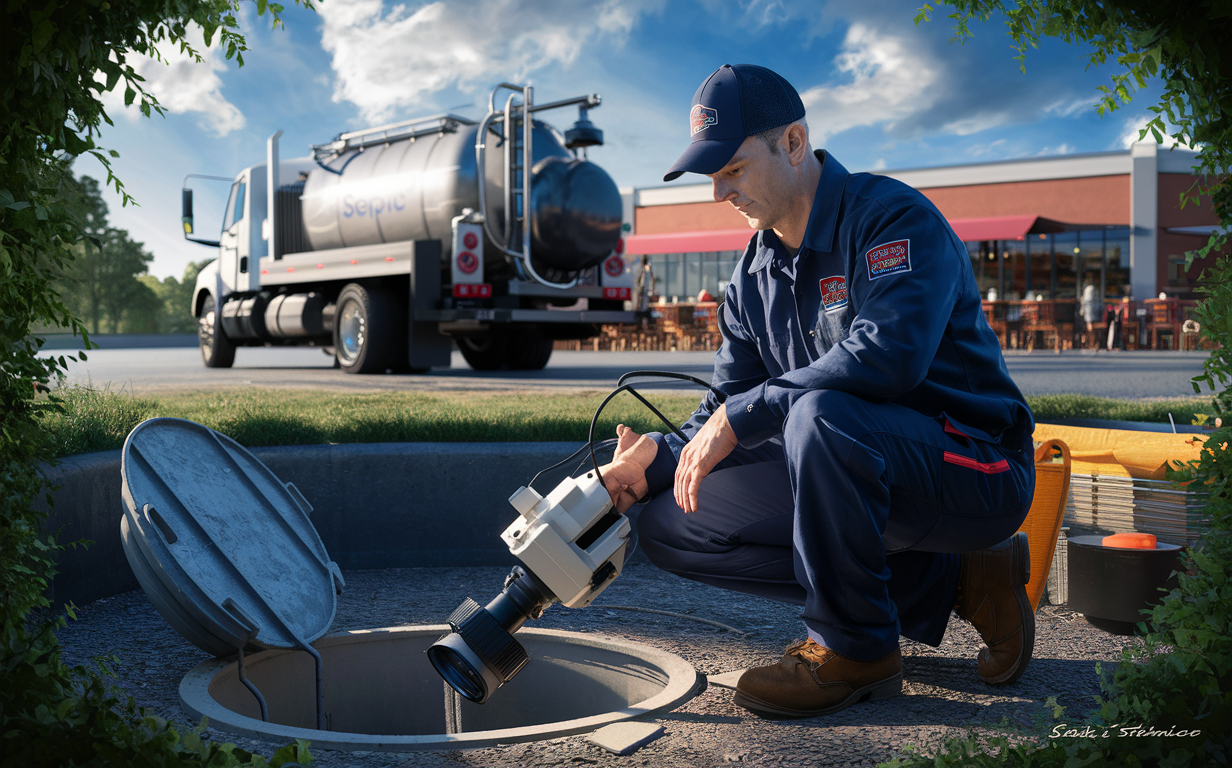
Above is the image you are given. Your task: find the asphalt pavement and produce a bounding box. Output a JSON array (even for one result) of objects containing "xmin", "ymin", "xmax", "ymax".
[
  {"xmin": 56, "ymin": 559, "xmax": 1137, "ymax": 768},
  {"xmin": 42, "ymin": 344, "xmax": 1209, "ymax": 399}
]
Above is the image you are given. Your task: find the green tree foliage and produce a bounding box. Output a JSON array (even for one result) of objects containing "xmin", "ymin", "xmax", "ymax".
[
  {"xmin": 1, "ymin": 0, "xmax": 313, "ymax": 764},
  {"xmin": 54, "ymin": 173, "xmax": 207, "ymax": 335},
  {"xmin": 881, "ymin": 2, "xmax": 1232, "ymax": 766},
  {"xmin": 59, "ymin": 185, "xmax": 156, "ymax": 333}
]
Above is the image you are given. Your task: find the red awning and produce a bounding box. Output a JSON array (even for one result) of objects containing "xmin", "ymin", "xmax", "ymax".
[
  {"xmin": 624, "ymin": 228, "xmax": 754, "ymax": 255},
  {"xmin": 947, "ymin": 215, "xmax": 1067, "ymax": 242},
  {"xmin": 625, "ymin": 216, "xmax": 1074, "ymax": 255}
]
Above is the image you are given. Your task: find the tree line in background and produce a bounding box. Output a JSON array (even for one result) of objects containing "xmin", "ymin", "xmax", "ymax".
[{"xmin": 53, "ymin": 173, "xmax": 209, "ymax": 336}]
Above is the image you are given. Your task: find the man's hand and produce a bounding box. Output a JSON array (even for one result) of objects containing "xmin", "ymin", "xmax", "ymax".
[
  {"xmin": 674, "ymin": 402, "xmax": 738, "ymax": 513},
  {"xmin": 600, "ymin": 424, "xmax": 657, "ymax": 513}
]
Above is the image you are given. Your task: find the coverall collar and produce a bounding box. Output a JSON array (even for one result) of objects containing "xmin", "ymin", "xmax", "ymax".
[{"xmin": 747, "ymin": 149, "xmax": 847, "ymax": 273}]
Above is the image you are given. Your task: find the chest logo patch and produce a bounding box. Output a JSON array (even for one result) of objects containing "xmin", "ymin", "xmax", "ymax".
[
  {"xmin": 691, "ymin": 104, "xmax": 718, "ymax": 135},
  {"xmin": 820, "ymin": 275, "xmax": 848, "ymax": 312},
  {"xmin": 866, "ymin": 239, "xmax": 911, "ymax": 280}
]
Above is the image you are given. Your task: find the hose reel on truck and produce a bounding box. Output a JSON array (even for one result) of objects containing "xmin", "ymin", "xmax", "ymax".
[{"xmin": 184, "ymin": 83, "xmax": 635, "ymax": 374}]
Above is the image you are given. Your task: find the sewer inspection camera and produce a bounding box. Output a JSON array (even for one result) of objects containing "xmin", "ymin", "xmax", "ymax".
[{"xmin": 427, "ymin": 371, "xmax": 723, "ymax": 704}]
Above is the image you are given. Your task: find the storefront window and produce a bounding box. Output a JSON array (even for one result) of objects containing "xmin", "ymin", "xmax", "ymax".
[
  {"xmin": 662, "ymin": 255, "xmax": 683, "ymax": 300},
  {"xmin": 648, "ymin": 255, "xmax": 667, "ymax": 300},
  {"xmin": 968, "ymin": 241, "xmax": 996, "ymax": 297},
  {"xmin": 1002, "ymin": 239, "xmax": 1028, "ymax": 299},
  {"xmin": 1104, "ymin": 228, "xmax": 1130, "ymax": 297},
  {"xmin": 1052, "ymin": 231, "xmax": 1079, "ymax": 298},
  {"xmin": 1029, "ymin": 233, "xmax": 1051, "ymax": 298},
  {"xmin": 716, "ymin": 250, "xmax": 739, "ymax": 298},
  {"xmin": 684, "ymin": 252, "xmax": 703, "ymax": 299},
  {"xmin": 639, "ymin": 251, "xmax": 748, "ymax": 302},
  {"xmin": 1078, "ymin": 230, "xmax": 1104, "ymax": 298},
  {"xmin": 954, "ymin": 227, "xmax": 1132, "ymax": 301}
]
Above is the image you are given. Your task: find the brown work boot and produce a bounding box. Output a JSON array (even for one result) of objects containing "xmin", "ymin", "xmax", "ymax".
[
  {"xmin": 954, "ymin": 531, "xmax": 1035, "ymax": 685},
  {"xmin": 733, "ymin": 638, "xmax": 902, "ymax": 718}
]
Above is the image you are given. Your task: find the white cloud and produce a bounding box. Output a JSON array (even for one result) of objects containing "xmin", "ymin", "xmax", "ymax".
[
  {"xmin": 1035, "ymin": 143, "xmax": 1074, "ymax": 156},
  {"xmin": 98, "ymin": 27, "xmax": 246, "ymax": 137},
  {"xmin": 317, "ymin": 0, "xmax": 662, "ymax": 124},
  {"xmin": 798, "ymin": 24, "xmax": 940, "ymax": 143},
  {"xmin": 967, "ymin": 138, "xmax": 1007, "ymax": 156},
  {"xmin": 740, "ymin": 0, "xmax": 790, "ymax": 29},
  {"xmin": 1044, "ymin": 97, "xmax": 1096, "ymax": 118},
  {"xmin": 1118, "ymin": 116, "xmax": 1182, "ymax": 149}
]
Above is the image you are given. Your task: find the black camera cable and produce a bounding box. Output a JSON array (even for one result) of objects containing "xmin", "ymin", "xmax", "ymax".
[{"xmin": 527, "ymin": 370, "xmax": 725, "ymax": 502}]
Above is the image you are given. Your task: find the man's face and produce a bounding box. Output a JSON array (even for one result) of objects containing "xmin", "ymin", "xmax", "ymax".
[{"xmin": 707, "ymin": 134, "xmax": 794, "ymax": 232}]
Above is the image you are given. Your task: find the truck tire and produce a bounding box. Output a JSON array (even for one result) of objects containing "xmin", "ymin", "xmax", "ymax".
[
  {"xmin": 334, "ymin": 283, "xmax": 394, "ymax": 374},
  {"xmin": 457, "ymin": 333, "xmax": 508, "ymax": 371},
  {"xmin": 198, "ymin": 295, "xmax": 235, "ymax": 368},
  {"xmin": 506, "ymin": 327, "xmax": 554, "ymax": 370}
]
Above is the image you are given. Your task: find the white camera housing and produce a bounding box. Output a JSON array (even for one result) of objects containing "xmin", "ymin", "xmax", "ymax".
[{"xmin": 503, "ymin": 471, "xmax": 630, "ymax": 609}]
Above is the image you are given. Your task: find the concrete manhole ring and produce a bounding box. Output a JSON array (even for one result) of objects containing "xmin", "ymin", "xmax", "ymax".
[{"xmin": 179, "ymin": 625, "xmax": 706, "ymax": 751}]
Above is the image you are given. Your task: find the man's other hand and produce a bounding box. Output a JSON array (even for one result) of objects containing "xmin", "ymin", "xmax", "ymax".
[
  {"xmin": 601, "ymin": 424, "xmax": 657, "ymax": 513},
  {"xmin": 674, "ymin": 403, "xmax": 737, "ymax": 513}
]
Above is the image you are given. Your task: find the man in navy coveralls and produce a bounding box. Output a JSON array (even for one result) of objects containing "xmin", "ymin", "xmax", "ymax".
[{"xmin": 601, "ymin": 64, "xmax": 1038, "ymax": 718}]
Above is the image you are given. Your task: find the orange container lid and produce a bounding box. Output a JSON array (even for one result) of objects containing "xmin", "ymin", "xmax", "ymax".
[{"xmin": 1102, "ymin": 532, "xmax": 1157, "ymax": 549}]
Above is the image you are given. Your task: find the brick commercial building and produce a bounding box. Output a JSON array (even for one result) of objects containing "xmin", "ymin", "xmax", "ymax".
[
  {"xmin": 589, "ymin": 143, "xmax": 1222, "ymax": 352},
  {"xmin": 621, "ymin": 143, "xmax": 1221, "ymax": 305}
]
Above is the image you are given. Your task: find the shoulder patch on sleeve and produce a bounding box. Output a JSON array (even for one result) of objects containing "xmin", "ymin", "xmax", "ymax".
[{"xmin": 866, "ymin": 239, "xmax": 911, "ymax": 281}]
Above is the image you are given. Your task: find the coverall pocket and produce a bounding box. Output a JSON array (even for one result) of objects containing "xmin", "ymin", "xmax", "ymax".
[
  {"xmin": 915, "ymin": 424, "xmax": 1033, "ymax": 552},
  {"xmin": 763, "ymin": 332, "xmax": 793, "ymax": 371}
]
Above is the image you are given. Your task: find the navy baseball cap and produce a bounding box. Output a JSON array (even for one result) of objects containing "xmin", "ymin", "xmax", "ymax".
[{"xmin": 663, "ymin": 64, "xmax": 806, "ymax": 182}]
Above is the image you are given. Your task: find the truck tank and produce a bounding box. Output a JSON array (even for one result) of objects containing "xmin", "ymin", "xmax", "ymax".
[{"xmin": 299, "ymin": 121, "xmax": 622, "ymax": 279}]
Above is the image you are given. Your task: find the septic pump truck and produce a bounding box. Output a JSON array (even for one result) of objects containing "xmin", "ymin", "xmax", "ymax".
[{"xmin": 182, "ymin": 83, "xmax": 635, "ymax": 374}]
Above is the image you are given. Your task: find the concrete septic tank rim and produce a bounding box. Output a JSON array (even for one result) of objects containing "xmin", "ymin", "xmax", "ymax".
[{"xmin": 178, "ymin": 625, "xmax": 706, "ymax": 752}]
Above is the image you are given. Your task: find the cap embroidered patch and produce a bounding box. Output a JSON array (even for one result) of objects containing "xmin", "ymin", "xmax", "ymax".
[
  {"xmin": 690, "ymin": 104, "xmax": 718, "ymax": 136},
  {"xmin": 820, "ymin": 276, "xmax": 848, "ymax": 312},
  {"xmin": 866, "ymin": 239, "xmax": 911, "ymax": 280}
]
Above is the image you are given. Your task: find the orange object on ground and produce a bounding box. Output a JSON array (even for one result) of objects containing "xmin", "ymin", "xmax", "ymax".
[
  {"xmin": 1031, "ymin": 423, "xmax": 1205, "ymax": 480},
  {"xmin": 1102, "ymin": 532, "xmax": 1157, "ymax": 549},
  {"xmin": 1017, "ymin": 439, "xmax": 1072, "ymax": 611}
]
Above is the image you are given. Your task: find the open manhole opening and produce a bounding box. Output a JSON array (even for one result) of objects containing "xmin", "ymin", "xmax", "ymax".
[
  {"xmin": 181, "ymin": 626, "xmax": 703, "ymax": 750},
  {"xmin": 120, "ymin": 419, "xmax": 704, "ymax": 751}
]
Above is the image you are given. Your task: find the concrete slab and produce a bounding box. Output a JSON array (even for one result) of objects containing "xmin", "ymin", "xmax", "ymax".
[
  {"xmin": 55, "ymin": 563, "xmax": 1145, "ymax": 768},
  {"xmin": 586, "ymin": 722, "xmax": 666, "ymax": 755},
  {"xmin": 706, "ymin": 669, "xmax": 747, "ymax": 690}
]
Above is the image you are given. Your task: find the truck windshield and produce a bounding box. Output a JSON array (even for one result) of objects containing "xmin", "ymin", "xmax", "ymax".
[{"xmin": 221, "ymin": 181, "xmax": 246, "ymax": 232}]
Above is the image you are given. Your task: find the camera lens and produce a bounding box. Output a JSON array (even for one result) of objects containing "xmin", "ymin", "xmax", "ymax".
[
  {"xmin": 427, "ymin": 567, "xmax": 554, "ymax": 704},
  {"xmin": 426, "ymin": 633, "xmax": 496, "ymax": 703}
]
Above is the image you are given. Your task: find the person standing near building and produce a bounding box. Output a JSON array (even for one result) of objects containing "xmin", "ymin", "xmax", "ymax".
[
  {"xmin": 600, "ymin": 64, "xmax": 1037, "ymax": 718},
  {"xmin": 1081, "ymin": 284, "xmax": 1103, "ymax": 351},
  {"xmin": 634, "ymin": 255, "xmax": 656, "ymax": 316}
]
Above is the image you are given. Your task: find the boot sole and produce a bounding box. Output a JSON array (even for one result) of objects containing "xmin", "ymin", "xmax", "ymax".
[
  {"xmin": 983, "ymin": 531, "xmax": 1035, "ymax": 686},
  {"xmin": 732, "ymin": 672, "xmax": 903, "ymax": 718}
]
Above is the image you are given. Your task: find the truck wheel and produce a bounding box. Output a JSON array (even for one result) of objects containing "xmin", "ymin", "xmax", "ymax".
[
  {"xmin": 198, "ymin": 295, "xmax": 235, "ymax": 368},
  {"xmin": 334, "ymin": 283, "xmax": 394, "ymax": 374},
  {"xmin": 458, "ymin": 333, "xmax": 508, "ymax": 371},
  {"xmin": 506, "ymin": 327, "xmax": 553, "ymax": 370}
]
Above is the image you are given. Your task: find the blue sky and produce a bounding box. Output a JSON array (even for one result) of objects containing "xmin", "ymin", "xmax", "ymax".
[{"xmin": 76, "ymin": 0, "xmax": 1168, "ymax": 280}]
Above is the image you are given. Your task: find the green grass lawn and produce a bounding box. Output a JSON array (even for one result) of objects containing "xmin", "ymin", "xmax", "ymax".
[{"xmin": 38, "ymin": 387, "xmax": 1214, "ymax": 458}]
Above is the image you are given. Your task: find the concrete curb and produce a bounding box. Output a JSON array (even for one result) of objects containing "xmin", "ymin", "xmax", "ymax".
[
  {"xmin": 39, "ymin": 333, "xmax": 199, "ymax": 350},
  {"xmin": 37, "ymin": 442, "xmax": 585, "ymax": 607}
]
